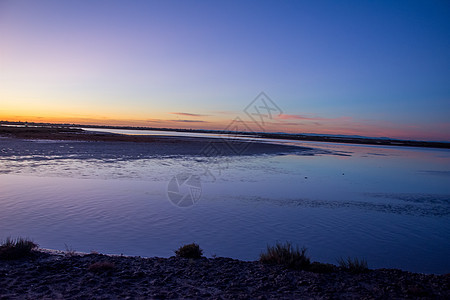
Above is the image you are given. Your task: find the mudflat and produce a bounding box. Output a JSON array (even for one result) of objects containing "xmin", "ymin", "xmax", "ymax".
[{"xmin": 0, "ymin": 126, "xmax": 321, "ymax": 158}]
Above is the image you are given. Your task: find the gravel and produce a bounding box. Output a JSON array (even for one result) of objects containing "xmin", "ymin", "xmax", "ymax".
[{"xmin": 1, "ymin": 252, "xmax": 449, "ymax": 299}]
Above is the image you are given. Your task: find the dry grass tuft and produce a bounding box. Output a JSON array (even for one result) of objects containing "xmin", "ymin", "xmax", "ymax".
[
  {"xmin": 337, "ymin": 257, "xmax": 369, "ymax": 273},
  {"xmin": 260, "ymin": 242, "xmax": 310, "ymax": 270},
  {"xmin": 0, "ymin": 237, "xmax": 38, "ymax": 260}
]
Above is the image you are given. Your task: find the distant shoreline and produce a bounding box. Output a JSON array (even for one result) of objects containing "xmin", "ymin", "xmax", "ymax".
[
  {"xmin": 2, "ymin": 121, "xmax": 449, "ymax": 149},
  {"xmin": 0, "ymin": 125, "xmax": 319, "ymax": 157}
]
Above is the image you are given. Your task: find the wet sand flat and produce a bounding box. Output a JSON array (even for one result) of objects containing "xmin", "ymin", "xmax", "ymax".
[{"xmin": 0, "ymin": 126, "xmax": 323, "ymax": 158}]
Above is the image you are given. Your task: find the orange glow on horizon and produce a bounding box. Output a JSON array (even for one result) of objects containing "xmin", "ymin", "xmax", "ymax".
[{"xmin": 1, "ymin": 113, "xmax": 449, "ymax": 142}]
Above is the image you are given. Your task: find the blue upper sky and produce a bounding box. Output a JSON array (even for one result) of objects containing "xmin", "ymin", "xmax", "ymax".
[{"xmin": 1, "ymin": 0, "xmax": 449, "ymax": 140}]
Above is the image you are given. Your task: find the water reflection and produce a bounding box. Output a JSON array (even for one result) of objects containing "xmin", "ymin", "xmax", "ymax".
[{"xmin": 0, "ymin": 136, "xmax": 449, "ymax": 274}]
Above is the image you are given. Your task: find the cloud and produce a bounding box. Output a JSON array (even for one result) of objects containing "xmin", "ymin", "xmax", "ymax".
[
  {"xmin": 170, "ymin": 112, "xmax": 209, "ymax": 117},
  {"xmin": 168, "ymin": 119, "xmax": 208, "ymax": 123},
  {"xmin": 270, "ymin": 121, "xmax": 305, "ymax": 126}
]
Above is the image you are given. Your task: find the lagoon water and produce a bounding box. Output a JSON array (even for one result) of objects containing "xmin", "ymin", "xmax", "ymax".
[{"xmin": 0, "ymin": 131, "xmax": 449, "ymax": 274}]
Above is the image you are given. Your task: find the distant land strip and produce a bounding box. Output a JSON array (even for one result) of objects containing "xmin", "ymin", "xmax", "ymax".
[{"xmin": 1, "ymin": 121, "xmax": 449, "ymax": 149}]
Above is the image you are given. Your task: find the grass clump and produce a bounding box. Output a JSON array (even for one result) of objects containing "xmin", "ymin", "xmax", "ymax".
[
  {"xmin": 260, "ymin": 242, "xmax": 310, "ymax": 270},
  {"xmin": 337, "ymin": 256, "xmax": 369, "ymax": 273},
  {"xmin": 175, "ymin": 243, "xmax": 203, "ymax": 259},
  {"xmin": 88, "ymin": 261, "xmax": 116, "ymax": 273},
  {"xmin": 64, "ymin": 243, "xmax": 77, "ymax": 257},
  {"xmin": 0, "ymin": 237, "xmax": 38, "ymax": 260}
]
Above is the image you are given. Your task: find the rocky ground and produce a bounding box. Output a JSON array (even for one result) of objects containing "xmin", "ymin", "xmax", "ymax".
[{"xmin": 0, "ymin": 252, "xmax": 449, "ymax": 299}]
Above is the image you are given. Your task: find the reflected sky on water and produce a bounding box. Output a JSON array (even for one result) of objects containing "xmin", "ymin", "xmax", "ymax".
[{"xmin": 1, "ymin": 135, "xmax": 449, "ymax": 273}]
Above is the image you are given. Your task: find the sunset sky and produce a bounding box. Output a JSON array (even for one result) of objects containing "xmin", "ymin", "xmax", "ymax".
[{"xmin": 1, "ymin": 0, "xmax": 449, "ymax": 141}]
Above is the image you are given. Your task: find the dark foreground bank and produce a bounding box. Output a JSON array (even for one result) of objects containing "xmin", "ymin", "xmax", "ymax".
[{"xmin": 0, "ymin": 251, "xmax": 449, "ymax": 299}]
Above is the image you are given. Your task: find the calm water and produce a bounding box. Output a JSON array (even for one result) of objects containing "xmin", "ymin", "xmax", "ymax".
[{"xmin": 1, "ymin": 132, "xmax": 449, "ymax": 274}]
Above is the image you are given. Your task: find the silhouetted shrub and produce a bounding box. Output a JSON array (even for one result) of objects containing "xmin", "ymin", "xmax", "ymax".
[
  {"xmin": 175, "ymin": 243, "xmax": 203, "ymax": 259},
  {"xmin": 0, "ymin": 237, "xmax": 38, "ymax": 260},
  {"xmin": 260, "ymin": 242, "xmax": 310, "ymax": 270},
  {"xmin": 337, "ymin": 256, "xmax": 369, "ymax": 273}
]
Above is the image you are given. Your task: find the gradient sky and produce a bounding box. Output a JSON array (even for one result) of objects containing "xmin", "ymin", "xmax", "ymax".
[{"xmin": 1, "ymin": 0, "xmax": 449, "ymax": 141}]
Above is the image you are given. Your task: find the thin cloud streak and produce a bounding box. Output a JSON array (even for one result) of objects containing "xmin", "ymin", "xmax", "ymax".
[
  {"xmin": 170, "ymin": 112, "xmax": 209, "ymax": 117},
  {"xmin": 168, "ymin": 119, "xmax": 208, "ymax": 123}
]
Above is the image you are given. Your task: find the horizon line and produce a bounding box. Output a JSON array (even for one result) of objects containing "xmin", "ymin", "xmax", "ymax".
[{"xmin": 1, "ymin": 120, "xmax": 449, "ymax": 144}]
